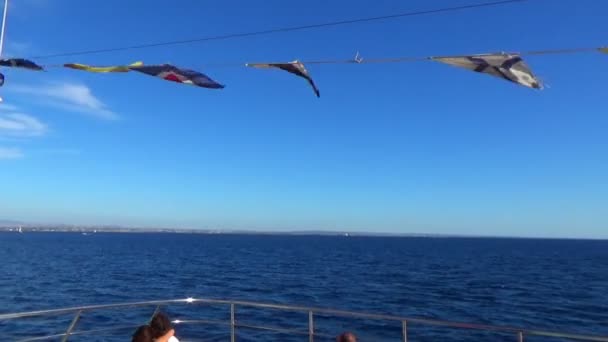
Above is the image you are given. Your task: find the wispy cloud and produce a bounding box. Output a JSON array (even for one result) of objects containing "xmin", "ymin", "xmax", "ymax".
[
  {"xmin": 0, "ymin": 147, "xmax": 23, "ymax": 159},
  {"xmin": 8, "ymin": 0, "xmax": 50, "ymax": 16},
  {"xmin": 0, "ymin": 112, "xmax": 47, "ymax": 137},
  {"xmin": 39, "ymin": 148, "xmax": 82, "ymax": 156},
  {"xmin": 3, "ymin": 41, "xmax": 32, "ymax": 57},
  {"xmin": 9, "ymin": 82, "xmax": 119, "ymax": 120},
  {"xmin": 0, "ymin": 104, "xmax": 47, "ymax": 159}
]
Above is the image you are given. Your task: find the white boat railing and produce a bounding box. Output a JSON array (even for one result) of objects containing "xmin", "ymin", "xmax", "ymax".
[{"xmin": 0, "ymin": 297, "xmax": 607, "ymax": 342}]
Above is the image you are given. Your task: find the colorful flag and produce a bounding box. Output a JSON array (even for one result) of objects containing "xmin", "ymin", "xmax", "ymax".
[
  {"xmin": 64, "ymin": 61, "xmax": 143, "ymax": 73},
  {"xmin": 600, "ymin": 47, "xmax": 608, "ymax": 54},
  {"xmin": 246, "ymin": 60, "xmax": 320, "ymax": 97},
  {"xmin": 433, "ymin": 54, "xmax": 542, "ymax": 89},
  {"xmin": 0, "ymin": 58, "xmax": 44, "ymax": 71},
  {"xmin": 129, "ymin": 64, "xmax": 224, "ymax": 89}
]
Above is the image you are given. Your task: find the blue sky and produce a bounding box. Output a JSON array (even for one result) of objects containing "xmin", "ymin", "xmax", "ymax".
[{"xmin": 0, "ymin": 0, "xmax": 606, "ymax": 238}]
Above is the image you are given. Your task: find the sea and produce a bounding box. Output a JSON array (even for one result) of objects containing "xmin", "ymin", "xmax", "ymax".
[{"xmin": 0, "ymin": 233, "xmax": 607, "ymax": 341}]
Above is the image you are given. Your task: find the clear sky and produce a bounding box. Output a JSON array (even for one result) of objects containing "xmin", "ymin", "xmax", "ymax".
[{"xmin": 0, "ymin": 0, "xmax": 606, "ymax": 238}]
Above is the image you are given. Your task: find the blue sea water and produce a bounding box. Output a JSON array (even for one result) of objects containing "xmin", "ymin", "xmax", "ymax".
[{"xmin": 0, "ymin": 233, "xmax": 607, "ymax": 341}]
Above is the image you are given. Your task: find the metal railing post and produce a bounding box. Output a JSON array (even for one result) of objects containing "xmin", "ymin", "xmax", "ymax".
[
  {"xmin": 148, "ymin": 305, "xmax": 161, "ymax": 323},
  {"xmin": 60, "ymin": 310, "xmax": 82, "ymax": 342},
  {"xmin": 4, "ymin": 298, "xmax": 608, "ymax": 342},
  {"xmin": 308, "ymin": 311, "xmax": 314, "ymax": 342},
  {"xmin": 230, "ymin": 303, "xmax": 236, "ymax": 342}
]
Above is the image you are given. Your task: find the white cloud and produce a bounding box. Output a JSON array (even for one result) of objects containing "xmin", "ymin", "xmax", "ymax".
[
  {"xmin": 0, "ymin": 104, "xmax": 48, "ymax": 159},
  {"xmin": 0, "ymin": 112, "xmax": 47, "ymax": 137},
  {"xmin": 8, "ymin": 0, "xmax": 49, "ymax": 16},
  {"xmin": 3, "ymin": 41, "xmax": 32, "ymax": 57},
  {"xmin": 39, "ymin": 148, "xmax": 81, "ymax": 156},
  {"xmin": 0, "ymin": 104, "xmax": 21, "ymax": 112},
  {"xmin": 9, "ymin": 82, "xmax": 119, "ymax": 120},
  {"xmin": 0, "ymin": 147, "xmax": 23, "ymax": 159}
]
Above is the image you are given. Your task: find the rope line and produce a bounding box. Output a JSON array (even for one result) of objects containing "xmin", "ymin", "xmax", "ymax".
[
  {"xmin": 39, "ymin": 46, "xmax": 607, "ymax": 70},
  {"xmin": 31, "ymin": 0, "xmax": 528, "ymax": 59}
]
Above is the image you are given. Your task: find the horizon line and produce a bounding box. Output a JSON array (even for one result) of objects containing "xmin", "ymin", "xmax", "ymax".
[{"xmin": 0, "ymin": 224, "xmax": 606, "ymax": 241}]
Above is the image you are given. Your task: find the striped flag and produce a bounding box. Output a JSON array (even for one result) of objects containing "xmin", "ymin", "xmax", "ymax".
[
  {"xmin": 64, "ymin": 61, "xmax": 143, "ymax": 73},
  {"xmin": 247, "ymin": 60, "xmax": 320, "ymax": 97},
  {"xmin": 129, "ymin": 64, "xmax": 224, "ymax": 89},
  {"xmin": 0, "ymin": 58, "xmax": 44, "ymax": 71},
  {"xmin": 433, "ymin": 54, "xmax": 542, "ymax": 89}
]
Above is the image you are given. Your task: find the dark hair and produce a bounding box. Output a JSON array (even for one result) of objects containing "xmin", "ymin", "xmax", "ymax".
[
  {"xmin": 337, "ymin": 332, "xmax": 357, "ymax": 342},
  {"xmin": 150, "ymin": 312, "xmax": 173, "ymax": 338},
  {"xmin": 132, "ymin": 325, "xmax": 154, "ymax": 342}
]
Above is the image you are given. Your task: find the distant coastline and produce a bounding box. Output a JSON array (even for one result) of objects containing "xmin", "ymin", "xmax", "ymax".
[
  {"xmin": 0, "ymin": 224, "xmax": 444, "ymax": 237},
  {"xmin": 0, "ymin": 223, "xmax": 605, "ymax": 240}
]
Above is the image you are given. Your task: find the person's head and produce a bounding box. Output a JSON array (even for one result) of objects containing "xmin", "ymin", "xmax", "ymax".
[
  {"xmin": 132, "ymin": 325, "xmax": 154, "ymax": 342},
  {"xmin": 337, "ymin": 332, "xmax": 357, "ymax": 342},
  {"xmin": 150, "ymin": 312, "xmax": 177, "ymax": 342},
  {"xmin": 150, "ymin": 312, "xmax": 173, "ymax": 336},
  {"xmin": 155, "ymin": 329, "xmax": 176, "ymax": 342}
]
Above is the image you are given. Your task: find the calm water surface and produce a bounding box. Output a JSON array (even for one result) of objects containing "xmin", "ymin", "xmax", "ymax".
[{"xmin": 1, "ymin": 233, "xmax": 607, "ymax": 341}]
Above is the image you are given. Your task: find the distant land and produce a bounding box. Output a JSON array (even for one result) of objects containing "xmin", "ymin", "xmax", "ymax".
[
  {"xmin": 0, "ymin": 218, "xmax": 449, "ymax": 237},
  {"xmin": 0, "ymin": 219, "xmax": 25, "ymax": 226},
  {"xmin": 0, "ymin": 221, "xmax": 605, "ymax": 240},
  {"xmin": 0, "ymin": 220, "xmax": 477, "ymax": 237},
  {"xmin": 0, "ymin": 222, "xmax": 436, "ymax": 237}
]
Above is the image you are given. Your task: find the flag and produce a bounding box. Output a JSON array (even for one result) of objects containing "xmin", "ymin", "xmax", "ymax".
[
  {"xmin": 0, "ymin": 58, "xmax": 44, "ymax": 71},
  {"xmin": 433, "ymin": 54, "xmax": 542, "ymax": 89},
  {"xmin": 0, "ymin": 73, "xmax": 4, "ymax": 87},
  {"xmin": 600, "ymin": 47, "xmax": 608, "ymax": 54},
  {"xmin": 129, "ymin": 64, "xmax": 224, "ymax": 89},
  {"xmin": 246, "ymin": 60, "xmax": 320, "ymax": 97},
  {"xmin": 64, "ymin": 61, "xmax": 143, "ymax": 73}
]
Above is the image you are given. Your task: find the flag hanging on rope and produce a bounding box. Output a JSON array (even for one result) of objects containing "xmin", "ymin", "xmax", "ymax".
[
  {"xmin": 599, "ymin": 47, "xmax": 608, "ymax": 54},
  {"xmin": 64, "ymin": 61, "xmax": 143, "ymax": 73},
  {"xmin": 129, "ymin": 64, "xmax": 224, "ymax": 89},
  {"xmin": 0, "ymin": 58, "xmax": 44, "ymax": 71},
  {"xmin": 246, "ymin": 60, "xmax": 320, "ymax": 97},
  {"xmin": 0, "ymin": 73, "xmax": 4, "ymax": 87},
  {"xmin": 433, "ymin": 54, "xmax": 542, "ymax": 89}
]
